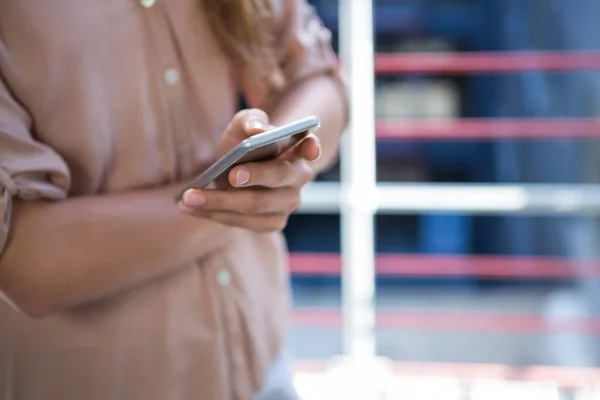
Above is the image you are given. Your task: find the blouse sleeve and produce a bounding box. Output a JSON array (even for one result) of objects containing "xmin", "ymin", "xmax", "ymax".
[
  {"xmin": 244, "ymin": 0, "xmax": 348, "ymax": 115},
  {"xmin": 0, "ymin": 74, "xmax": 70, "ymax": 257}
]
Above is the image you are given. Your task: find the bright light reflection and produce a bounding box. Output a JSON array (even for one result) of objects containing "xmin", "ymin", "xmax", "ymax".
[
  {"xmin": 294, "ymin": 374, "xmax": 569, "ymax": 400},
  {"xmin": 574, "ymin": 387, "xmax": 600, "ymax": 400},
  {"xmin": 388, "ymin": 377, "xmax": 461, "ymax": 400}
]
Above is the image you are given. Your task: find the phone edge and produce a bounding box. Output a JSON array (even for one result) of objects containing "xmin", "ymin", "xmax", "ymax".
[{"xmin": 173, "ymin": 116, "xmax": 320, "ymax": 203}]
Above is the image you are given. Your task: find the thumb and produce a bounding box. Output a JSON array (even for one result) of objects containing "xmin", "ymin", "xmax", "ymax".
[
  {"xmin": 241, "ymin": 109, "xmax": 270, "ymax": 137},
  {"xmin": 218, "ymin": 109, "xmax": 270, "ymax": 156}
]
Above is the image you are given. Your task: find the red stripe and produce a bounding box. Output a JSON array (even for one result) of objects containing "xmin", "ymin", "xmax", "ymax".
[
  {"xmin": 373, "ymin": 51, "xmax": 600, "ymax": 74},
  {"xmin": 292, "ymin": 309, "xmax": 600, "ymax": 335},
  {"xmin": 376, "ymin": 118, "xmax": 600, "ymax": 140},
  {"xmin": 294, "ymin": 360, "xmax": 600, "ymax": 387},
  {"xmin": 289, "ymin": 253, "xmax": 600, "ymax": 279}
]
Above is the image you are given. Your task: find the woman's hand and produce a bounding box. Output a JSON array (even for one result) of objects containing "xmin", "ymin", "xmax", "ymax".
[{"xmin": 177, "ymin": 109, "xmax": 321, "ymax": 232}]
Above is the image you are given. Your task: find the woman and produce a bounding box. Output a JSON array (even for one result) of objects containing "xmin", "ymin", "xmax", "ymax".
[{"xmin": 0, "ymin": 0, "xmax": 347, "ymax": 399}]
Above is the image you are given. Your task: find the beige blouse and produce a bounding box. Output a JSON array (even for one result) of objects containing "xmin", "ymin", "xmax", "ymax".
[{"xmin": 0, "ymin": 0, "xmax": 342, "ymax": 399}]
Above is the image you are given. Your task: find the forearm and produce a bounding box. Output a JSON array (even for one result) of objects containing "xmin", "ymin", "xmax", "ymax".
[
  {"xmin": 270, "ymin": 75, "xmax": 348, "ymax": 173},
  {"xmin": 0, "ymin": 184, "xmax": 231, "ymax": 317}
]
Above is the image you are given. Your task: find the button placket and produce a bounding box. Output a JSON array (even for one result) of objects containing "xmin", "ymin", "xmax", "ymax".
[
  {"xmin": 150, "ymin": 5, "xmax": 193, "ymax": 179},
  {"xmin": 161, "ymin": 66, "xmax": 191, "ymax": 163},
  {"xmin": 140, "ymin": 4, "xmax": 181, "ymax": 181},
  {"xmin": 213, "ymin": 265, "xmax": 250, "ymax": 396},
  {"xmin": 218, "ymin": 269, "xmax": 251, "ymax": 398}
]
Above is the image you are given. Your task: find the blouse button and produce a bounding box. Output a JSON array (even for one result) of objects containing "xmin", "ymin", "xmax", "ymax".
[
  {"xmin": 216, "ymin": 269, "xmax": 231, "ymax": 287},
  {"xmin": 140, "ymin": 0, "xmax": 156, "ymax": 8},
  {"xmin": 164, "ymin": 68, "xmax": 180, "ymax": 85}
]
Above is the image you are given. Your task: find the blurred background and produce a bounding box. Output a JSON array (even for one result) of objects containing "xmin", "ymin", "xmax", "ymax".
[{"xmin": 285, "ymin": 0, "xmax": 600, "ymax": 398}]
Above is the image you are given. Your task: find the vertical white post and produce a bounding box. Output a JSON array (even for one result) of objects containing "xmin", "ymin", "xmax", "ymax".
[{"xmin": 338, "ymin": 0, "xmax": 377, "ymax": 362}]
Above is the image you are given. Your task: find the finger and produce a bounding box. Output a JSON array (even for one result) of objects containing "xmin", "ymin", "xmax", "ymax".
[
  {"xmin": 179, "ymin": 187, "xmax": 300, "ymax": 215},
  {"xmin": 180, "ymin": 210, "xmax": 291, "ymax": 232},
  {"xmin": 280, "ymin": 133, "xmax": 321, "ymax": 162},
  {"xmin": 228, "ymin": 158, "xmax": 313, "ymax": 189},
  {"xmin": 295, "ymin": 134, "xmax": 322, "ymax": 162},
  {"xmin": 238, "ymin": 108, "xmax": 270, "ymax": 136},
  {"xmin": 219, "ymin": 109, "xmax": 270, "ymax": 156}
]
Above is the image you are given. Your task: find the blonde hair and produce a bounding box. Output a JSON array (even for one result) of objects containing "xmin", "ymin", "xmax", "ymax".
[{"xmin": 202, "ymin": 0, "xmax": 284, "ymax": 90}]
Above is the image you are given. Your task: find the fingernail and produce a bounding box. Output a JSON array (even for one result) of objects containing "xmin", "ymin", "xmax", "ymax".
[
  {"xmin": 182, "ymin": 190, "xmax": 206, "ymax": 207},
  {"xmin": 246, "ymin": 119, "xmax": 267, "ymax": 131},
  {"xmin": 315, "ymin": 143, "xmax": 323, "ymax": 161},
  {"xmin": 235, "ymin": 168, "xmax": 251, "ymax": 186}
]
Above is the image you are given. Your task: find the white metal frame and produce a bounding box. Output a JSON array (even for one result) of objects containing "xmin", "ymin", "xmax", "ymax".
[
  {"xmin": 301, "ymin": 182, "xmax": 600, "ymax": 215},
  {"xmin": 303, "ymin": 0, "xmax": 600, "ymax": 397},
  {"xmin": 338, "ymin": 0, "xmax": 378, "ymax": 362}
]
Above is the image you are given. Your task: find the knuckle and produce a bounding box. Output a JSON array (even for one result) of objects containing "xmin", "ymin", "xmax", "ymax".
[
  {"xmin": 302, "ymin": 173, "xmax": 313, "ymax": 186},
  {"xmin": 288, "ymin": 193, "xmax": 302, "ymax": 213},
  {"xmin": 243, "ymin": 108, "xmax": 269, "ymax": 127},
  {"xmin": 225, "ymin": 110, "xmax": 246, "ymax": 132},
  {"xmin": 254, "ymin": 159, "xmax": 290, "ymax": 187},
  {"xmin": 203, "ymin": 192, "xmax": 222, "ymax": 210},
  {"xmin": 233, "ymin": 109, "xmax": 250, "ymax": 121},
  {"xmin": 247, "ymin": 108, "xmax": 268, "ymax": 120},
  {"xmin": 278, "ymin": 159, "xmax": 293, "ymax": 169},
  {"xmin": 277, "ymin": 160, "xmax": 295, "ymax": 185},
  {"xmin": 301, "ymin": 164, "xmax": 314, "ymax": 185},
  {"xmin": 292, "ymin": 160, "xmax": 313, "ymax": 186},
  {"xmin": 245, "ymin": 193, "xmax": 266, "ymax": 214},
  {"xmin": 282, "ymin": 189, "xmax": 302, "ymax": 213},
  {"xmin": 206, "ymin": 190, "xmax": 238, "ymax": 213}
]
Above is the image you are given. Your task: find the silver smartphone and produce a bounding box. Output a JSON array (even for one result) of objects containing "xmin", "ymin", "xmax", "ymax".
[{"xmin": 174, "ymin": 115, "xmax": 321, "ymax": 202}]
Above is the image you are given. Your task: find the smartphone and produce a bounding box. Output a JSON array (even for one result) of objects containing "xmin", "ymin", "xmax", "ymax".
[{"xmin": 174, "ymin": 115, "xmax": 321, "ymax": 202}]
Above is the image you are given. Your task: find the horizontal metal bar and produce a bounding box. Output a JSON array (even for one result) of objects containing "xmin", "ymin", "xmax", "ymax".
[
  {"xmin": 292, "ymin": 308, "xmax": 600, "ymax": 335},
  {"xmin": 299, "ymin": 182, "xmax": 600, "ymax": 215},
  {"xmin": 295, "ymin": 360, "xmax": 600, "ymax": 388},
  {"xmin": 376, "ymin": 118, "xmax": 600, "ymax": 140},
  {"xmin": 374, "ymin": 51, "xmax": 600, "ymax": 75},
  {"xmin": 288, "ymin": 253, "xmax": 600, "ymax": 279}
]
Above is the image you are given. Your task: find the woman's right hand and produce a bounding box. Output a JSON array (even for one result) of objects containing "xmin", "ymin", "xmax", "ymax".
[{"xmin": 177, "ymin": 109, "xmax": 321, "ymax": 232}]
